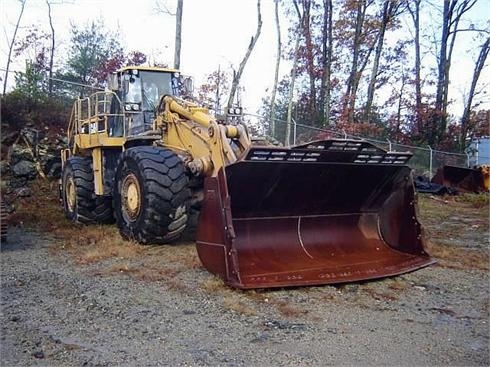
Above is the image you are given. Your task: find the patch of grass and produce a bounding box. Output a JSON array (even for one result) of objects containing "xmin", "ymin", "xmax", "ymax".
[
  {"xmin": 104, "ymin": 261, "xmax": 180, "ymax": 281},
  {"xmin": 201, "ymin": 276, "xmax": 227, "ymax": 292},
  {"xmin": 362, "ymin": 287, "xmax": 398, "ymax": 302},
  {"xmin": 418, "ymin": 194, "xmax": 489, "ymax": 270},
  {"xmin": 74, "ymin": 231, "xmax": 145, "ymax": 264},
  {"xmin": 454, "ymin": 192, "xmax": 490, "ymax": 208},
  {"xmin": 8, "ymin": 179, "xmax": 71, "ymax": 232},
  {"xmin": 387, "ymin": 279, "xmax": 409, "ymax": 291},
  {"xmin": 426, "ymin": 241, "xmax": 489, "ymax": 270},
  {"xmin": 272, "ymin": 300, "xmax": 309, "ymax": 317},
  {"xmin": 222, "ymin": 295, "xmax": 257, "ymax": 316},
  {"xmin": 11, "ymin": 178, "xmax": 203, "ymax": 285}
]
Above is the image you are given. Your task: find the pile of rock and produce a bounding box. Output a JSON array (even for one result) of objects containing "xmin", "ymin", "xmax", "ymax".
[{"xmin": 1, "ymin": 128, "xmax": 67, "ymax": 193}]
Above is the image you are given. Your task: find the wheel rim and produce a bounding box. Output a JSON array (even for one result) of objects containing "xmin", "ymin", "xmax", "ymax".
[
  {"xmin": 66, "ymin": 176, "xmax": 76, "ymax": 212},
  {"xmin": 121, "ymin": 173, "xmax": 141, "ymax": 222}
]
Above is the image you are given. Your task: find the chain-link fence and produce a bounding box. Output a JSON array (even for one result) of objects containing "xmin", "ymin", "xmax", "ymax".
[{"xmin": 244, "ymin": 113, "xmax": 473, "ymax": 178}]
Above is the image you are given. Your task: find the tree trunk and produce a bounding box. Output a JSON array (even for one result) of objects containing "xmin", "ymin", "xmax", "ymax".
[
  {"xmin": 285, "ymin": 0, "xmax": 302, "ymax": 146},
  {"xmin": 3, "ymin": 0, "xmax": 26, "ymax": 95},
  {"xmin": 319, "ymin": 0, "xmax": 333, "ymax": 126},
  {"xmin": 364, "ymin": 0, "xmax": 397, "ymax": 123},
  {"xmin": 407, "ymin": 0, "xmax": 422, "ymax": 133},
  {"xmin": 226, "ymin": 0, "xmax": 262, "ymax": 110},
  {"xmin": 301, "ymin": 0, "xmax": 317, "ymax": 125},
  {"xmin": 174, "ymin": 0, "xmax": 183, "ymax": 70},
  {"xmin": 434, "ymin": 0, "xmax": 477, "ymax": 146},
  {"xmin": 343, "ymin": 0, "xmax": 367, "ymax": 124},
  {"xmin": 269, "ymin": 0, "xmax": 281, "ymax": 138},
  {"xmin": 46, "ymin": 0, "xmax": 55, "ymax": 95},
  {"xmin": 460, "ymin": 36, "xmax": 489, "ymax": 150},
  {"xmin": 285, "ymin": 31, "xmax": 301, "ymax": 147}
]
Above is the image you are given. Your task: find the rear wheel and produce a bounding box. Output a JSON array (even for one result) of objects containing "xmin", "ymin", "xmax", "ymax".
[
  {"xmin": 61, "ymin": 156, "xmax": 113, "ymax": 224},
  {"xmin": 113, "ymin": 146, "xmax": 190, "ymax": 244}
]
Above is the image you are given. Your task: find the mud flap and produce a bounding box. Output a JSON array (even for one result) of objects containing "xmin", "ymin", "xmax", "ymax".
[{"xmin": 196, "ymin": 140, "xmax": 435, "ymax": 289}]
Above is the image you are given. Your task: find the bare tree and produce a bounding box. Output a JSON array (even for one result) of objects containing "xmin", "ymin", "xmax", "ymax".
[
  {"xmin": 174, "ymin": 0, "xmax": 183, "ymax": 69},
  {"xmin": 301, "ymin": 0, "xmax": 317, "ymax": 123},
  {"xmin": 285, "ymin": 0, "xmax": 303, "ymax": 146},
  {"xmin": 46, "ymin": 0, "xmax": 55, "ymax": 95},
  {"xmin": 155, "ymin": 0, "xmax": 184, "ymax": 70},
  {"xmin": 432, "ymin": 0, "xmax": 477, "ymax": 145},
  {"xmin": 319, "ymin": 0, "xmax": 333, "ymax": 125},
  {"xmin": 269, "ymin": 0, "xmax": 281, "ymax": 137},
  {"xmin": 342, "ymin": 0, "xmax": 375, "ymax": 124},
  {"xmin": 226, "ymin": 0, "xmax": 262, "ymax": 110},
  {"xmin": 363, "ymin": 0, "xmax": 404, "ymax": 123},
  {"xmin": 460, "ymin": 36, "xmax": 490, "ymax": 149},
  {"xmin": 3, "ymin": 0, "xmax": 26, "ymax": 95},
  {"xmin": 407, "ymin": 0, "xmax": 422, "ymax": 132}
]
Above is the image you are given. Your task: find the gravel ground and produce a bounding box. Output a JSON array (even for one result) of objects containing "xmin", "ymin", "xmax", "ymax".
[{"xmin": 1, "ymin": 197, "xmax": 489, "ymax": 366}]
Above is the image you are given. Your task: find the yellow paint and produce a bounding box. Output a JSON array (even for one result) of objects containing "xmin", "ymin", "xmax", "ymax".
[
  {"xmin": 63, "ymin": 71, "xmax": 251, "ymax": 199},
  {"xmin": 92, "ymin": 147, "xmax": 104, "ymax": 195},
  {"xmin": 480, "ymin": 165, "xmax": 490, "ymax": 191}
]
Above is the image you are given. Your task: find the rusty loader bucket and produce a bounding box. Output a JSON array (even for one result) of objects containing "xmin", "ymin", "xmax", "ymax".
[{"xmin": 196, "ymin": 140, "xmax": 435, "ymax": 289}]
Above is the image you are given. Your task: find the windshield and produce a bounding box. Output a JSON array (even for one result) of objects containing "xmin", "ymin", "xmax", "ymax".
[
  {"xmin": 140, "ymin": 71, "xmax": 173, "ymax": 110},
  {"xmin": 122, "ymin": 70, "xmax": 173, "ymax": 111}
]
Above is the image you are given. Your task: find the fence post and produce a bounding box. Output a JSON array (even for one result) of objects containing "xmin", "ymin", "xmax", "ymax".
[
  {"xmin": 475, "ymin": 139, "xmax": 479, "ymax": 166},
  {"xmin": 292, "ymin": 118, "xmax": 297, "ymax": 146},
  {"xmin": 387, "ymin": 139, "xmax": 392, "ymax": 152},
  {"xmin": 428, "ymin": 145, "xmax": 433, "ymax": 178}
]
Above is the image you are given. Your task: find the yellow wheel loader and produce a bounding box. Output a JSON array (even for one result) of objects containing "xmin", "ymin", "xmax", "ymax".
[{"xmin": 61, "ymin": 66, "xmax": 434, "ymax": 289}]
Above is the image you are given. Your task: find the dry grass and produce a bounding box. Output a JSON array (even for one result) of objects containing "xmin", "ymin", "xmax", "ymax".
[
  {"xmin": 362, "ymin": 287, "xmax": 398, "ymax": 302},
  {"xmin": 418, "ymin": 194, "xmax": 489, "ymax": 270},
  {"xmin": 9, "ymin": 178, "xmax": 202, "ymax": 285},
  {"xmin": 222, "ymin": 295, "xmax": 257, "ymax": 316},
  {"xmin": 201, "ymin": 276, "xmax": 227, "ymax": 292},
  {"xmin": 425, "ymin": 241, "xmax": 489, "ymax": 270},
  {"xmin": 454, "ymin": 192, "xmax": 490, "ymax": 208},
  {"xmin": 387, "ymin": 279, "xmax": 410, "ymax": 291},
  {"xmin": 271, "ymin": 300, "xmax": 309, "ymax": 317},
  {"xmin": 200, "ymin": 277, "xmax": 255, "ymax": 314}
]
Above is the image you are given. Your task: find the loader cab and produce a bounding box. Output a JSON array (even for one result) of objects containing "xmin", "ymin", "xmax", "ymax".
[{"xmin": 108, "ymin": 66, "xmax": 193, "ymax": 136}]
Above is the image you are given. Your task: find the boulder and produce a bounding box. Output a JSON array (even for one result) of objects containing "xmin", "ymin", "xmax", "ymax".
[{"xmin": 11, "ymin": 160, "xmax": 37, "ymax": 179}]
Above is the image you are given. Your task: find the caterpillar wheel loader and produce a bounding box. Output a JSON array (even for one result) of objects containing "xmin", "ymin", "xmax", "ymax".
[{"xmin": 61, "ymin": 66, "xmax": 434, "ymax": 289}]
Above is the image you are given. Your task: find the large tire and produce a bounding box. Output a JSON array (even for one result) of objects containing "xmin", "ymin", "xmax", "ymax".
[
  {"xmin": 61, "ymin": 156, "xmax": 113, "ymax": 224},
  {"xmin": 113, "ymin": 146, "xmax": 190, "ymax": 244}
]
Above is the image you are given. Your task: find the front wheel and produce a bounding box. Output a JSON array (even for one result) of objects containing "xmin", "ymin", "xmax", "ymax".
[{"xmin": 113, "ymin": 146, "xmax": 190, "ymax": 244}]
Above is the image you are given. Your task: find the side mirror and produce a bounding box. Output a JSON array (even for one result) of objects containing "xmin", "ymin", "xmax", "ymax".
[
  {"xmin": 183, "ymin": 77, "xmax": 194, "ymax": 95},
  {"xmin": 122, "ymin": 79, "xmax": 129, "ymax": 94}
]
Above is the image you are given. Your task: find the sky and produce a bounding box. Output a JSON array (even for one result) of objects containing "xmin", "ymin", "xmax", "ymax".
[
  {"xmin": 1, "ymin": 0, "xmax": 281, "ymax": 113},
  {"xmin": 1, "ymin": 0, "xmax": 489, "ymax": 116}
]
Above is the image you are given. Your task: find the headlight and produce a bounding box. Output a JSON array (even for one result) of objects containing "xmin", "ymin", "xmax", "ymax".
[
  {"xmin": 131, "ymin": 104, "xmax": 140, "ymax": 111},
  {"xmin": 124, "ymin": 104, "xmax": 132, "ymax": 111},
  {"xmin": 228, "ymin": 107, "xmax": 242, "ymax": 115}
]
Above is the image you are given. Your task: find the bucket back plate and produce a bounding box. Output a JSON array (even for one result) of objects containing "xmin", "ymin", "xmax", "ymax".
[
  {"xmin": 196, "ymin": 140, "xmax": 435, "ymax": 289},
  {"xmin": 432, "ymin": 165, "xmax": 487, "ymax": 193}
]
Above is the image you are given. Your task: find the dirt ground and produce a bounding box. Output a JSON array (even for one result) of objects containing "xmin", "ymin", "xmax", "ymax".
[{"xmin": 1, "ymin": 192, "xmax": 489, "ymax": 366}]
